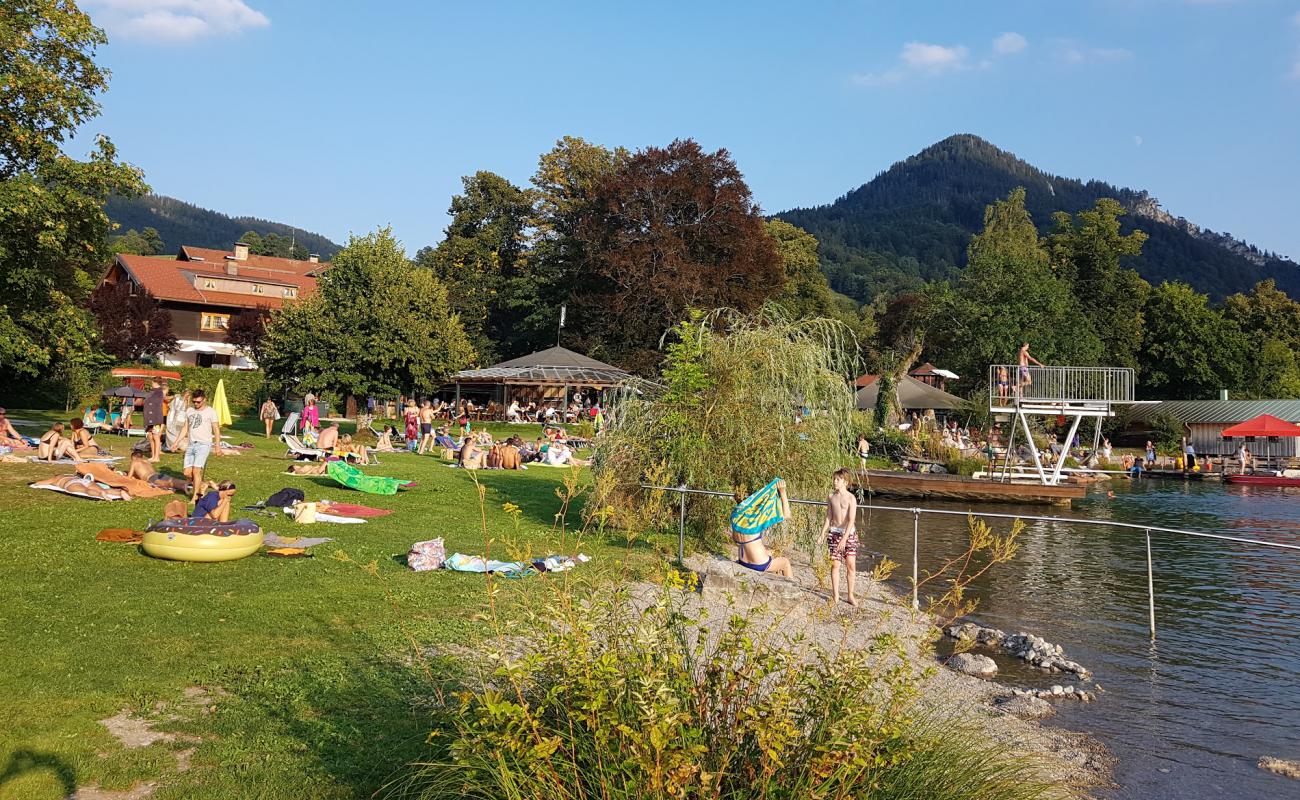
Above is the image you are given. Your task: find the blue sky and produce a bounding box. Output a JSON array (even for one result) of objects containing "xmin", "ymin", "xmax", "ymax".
[{"xmin": 76, "ymin": 0, "xmax": 1300, "ymax": 260}]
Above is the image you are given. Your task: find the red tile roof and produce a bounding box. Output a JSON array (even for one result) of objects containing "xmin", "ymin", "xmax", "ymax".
[{"xmin": 111, "ymin": 249, "xmax": 323, "ymax": 311}]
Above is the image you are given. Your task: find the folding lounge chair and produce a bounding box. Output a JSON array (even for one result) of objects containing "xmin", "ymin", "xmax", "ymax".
[{"xmin": 282, "ymin": 432, "xmax": 326, "ymax": 461}]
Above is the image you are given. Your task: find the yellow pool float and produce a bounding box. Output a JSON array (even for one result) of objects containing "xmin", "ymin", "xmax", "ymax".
[{"xmin": 142, "ymin": 519, "xmax": 264, "ymax": 562}]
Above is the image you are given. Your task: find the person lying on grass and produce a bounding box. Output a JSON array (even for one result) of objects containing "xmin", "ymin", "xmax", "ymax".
[
  {"xmin": 126, "ymin": 451, "xmax": 189, "ymax": 493},
  {"xmin": 38, "ymin": 423, "xmax": 82, "ymax": 462},
  {"xmin": 192, "ymin": 480, "xmax": 236, "ymax": 522}
]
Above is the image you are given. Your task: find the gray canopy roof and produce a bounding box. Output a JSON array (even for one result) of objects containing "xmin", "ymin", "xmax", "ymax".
[
  {"xmin": 855, "ymin": 375, "xmax": 963, "ymax": 411},
  {"xmin": 453, "ymin": 346, "xmax": 633, "ymax": 386}
]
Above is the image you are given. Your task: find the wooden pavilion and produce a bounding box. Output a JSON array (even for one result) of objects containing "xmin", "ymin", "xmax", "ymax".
[{"xmin": 446, "ymin": 346, "xmax": 635, "ymax": 410}]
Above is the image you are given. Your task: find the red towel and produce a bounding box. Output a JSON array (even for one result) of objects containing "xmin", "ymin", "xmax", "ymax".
[{"xmin": 318, "ymin": 501, "xmax": 392, "ymax": 518}]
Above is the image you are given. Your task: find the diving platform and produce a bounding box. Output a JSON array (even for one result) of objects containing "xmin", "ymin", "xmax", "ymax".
[{"xmin": 988, "ymin": 365, "xmax": 1136, "ymax": 487}]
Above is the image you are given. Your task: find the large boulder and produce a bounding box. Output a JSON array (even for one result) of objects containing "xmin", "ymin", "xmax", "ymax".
[
  {"xmin": 948, "ymin": 652, "xmax": 998, "ymax": 678},
  {"xmin": 686, "ymin": 555, "xmax": 811, "ymax": 614},
  {"xmin": 995, "ymin": 694, "xmax": 1056, "ymax": 720}
]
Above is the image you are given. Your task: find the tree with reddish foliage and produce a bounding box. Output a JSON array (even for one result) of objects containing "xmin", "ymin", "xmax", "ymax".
[
  {"xmin": 88, "ymin": 280, "xmax": 178, "ymax": 361},
  {"xmin": 226, "ymin": 305, "xmax": 272, "ymax": 366},
  {"xmin": 571, "ymin": 139, "xmax": 783, "ymax": 372}
]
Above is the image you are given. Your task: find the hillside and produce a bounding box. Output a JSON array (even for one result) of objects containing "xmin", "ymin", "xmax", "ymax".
[
  {"xmin": 776, "ymin": 135, "xmax": 1300, "ymax": 303},
  {"xmin": 106, "ymin": 194, "xmax": 342, "ymax": 258}
]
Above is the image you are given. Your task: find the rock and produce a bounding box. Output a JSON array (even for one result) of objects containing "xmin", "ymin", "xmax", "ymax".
[
  {"xmin": 948, "ymin": 652, "xmax": 998, "ymax": 678},
  {"xmin": 690, "ymin": 555, "xmax": 811, "ymax": 614},
  {"xmin": 1259, "ymin": 756, "xmax": 1300, "ymax": 780},
  {"xmin": 996, "ymin": 694, "xmax": 1056, "ymax": 719},
  {"xmin": 1050, "ymin": 685, "xmax": 1064, "ymax": 696}
]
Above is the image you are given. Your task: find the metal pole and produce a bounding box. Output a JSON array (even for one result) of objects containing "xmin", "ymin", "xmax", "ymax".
[
  {"xmin": 912, "ymin": 508, "xmax": 920, "ymax": 611},
  {"xmin": 1146, "ymin": 528, "xmax": 1156, "ymax": 639},
  {"xmin": 678, "ymin": 486, "xmax": 686, "ymax": 564}
]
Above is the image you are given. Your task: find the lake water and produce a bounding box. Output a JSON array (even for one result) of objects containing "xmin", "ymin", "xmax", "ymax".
[{"xmin": 853, "ymin": 479, "xmax": 1300, "ymax": 800}]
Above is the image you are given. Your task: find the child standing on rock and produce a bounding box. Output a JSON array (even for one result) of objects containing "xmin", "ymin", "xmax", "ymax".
[{"xmin": 822, "ymin": 467, "xmax": 859, "ymax": 606}]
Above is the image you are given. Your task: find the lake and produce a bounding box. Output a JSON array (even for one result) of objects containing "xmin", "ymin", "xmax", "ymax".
[{"xmin": 853, "ymin": 479, "xmax": 1300, "ymax": 800}]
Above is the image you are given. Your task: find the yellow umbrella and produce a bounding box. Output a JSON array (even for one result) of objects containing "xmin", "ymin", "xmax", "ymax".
[{"xmin": 212, "ymin": 378, "xmax": 233, "ymax": 427}]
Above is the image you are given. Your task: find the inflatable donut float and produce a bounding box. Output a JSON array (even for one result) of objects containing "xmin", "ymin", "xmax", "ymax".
[{"xmin": 142, "ymin": 518, "xmax": 264, "ymax": 562}]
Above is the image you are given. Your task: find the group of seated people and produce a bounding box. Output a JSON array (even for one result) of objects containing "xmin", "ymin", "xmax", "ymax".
[
  {"xmin": 506, "ymin": 399, "xmax": 601, "ymax": 425},
  {"xmin": 34, "ymin": 419, "xmax": 105, "ymax": 462},
  {"xmin": 314, "ymin": 423, "xmax": 371, "ymax": 464}
]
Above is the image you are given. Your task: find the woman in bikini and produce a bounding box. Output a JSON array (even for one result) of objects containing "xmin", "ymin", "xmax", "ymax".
[
  {"xmin": 38, "ymin": 423, "xmax": 82, "ymax": 462},
  {"xmin": 68, "ymin": 418, "xmax": 102, "ymax": 457},
  {"xmin": 729, "ymin": 480, "xmax": 795, "ymax": 578}
]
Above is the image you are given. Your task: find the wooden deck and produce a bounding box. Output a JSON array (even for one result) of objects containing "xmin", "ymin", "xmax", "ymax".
[{"xmin": 856, "ymin": 469, "xmax": 1085, "ymax": 506}]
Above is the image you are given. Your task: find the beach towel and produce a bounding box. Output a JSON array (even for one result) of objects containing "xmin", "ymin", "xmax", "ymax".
[
  {"xmin": 75, "ymin": 462, "xmax": 171, "ymax": 498},
  {"xmin": 326, "ymin": 460, "xmax": 412, "ymax": 495},
  {"xmin": 96, "ymin": 528, "xmax": 144, "ymax": 543},
  {"xmin": 30, "ymin": 474, "xmax": 129, "ymax": 501},
  {"xmin": 263, "ymin": 533, "xmax": 334, "ymax": 548},
  {"xmin": 407, "ymin": 538, "xmax": 445, "ymax": 571},
  {"xmin": 317, "ymin": 500, "xmax": 392, "ymax": 518},
  {"xmin": 443, "ymin": 552, "xmax": 532, "ymax": 576},
  {"xmin": 729, "ymin": 478, "xmax": 786, "ymax": 536},
  {"xmin": 28, "ymin": 455, "xmax": 120, "ymax": 464}
]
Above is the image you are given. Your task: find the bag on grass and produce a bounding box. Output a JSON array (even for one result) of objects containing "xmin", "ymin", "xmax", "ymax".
[
  {"xmin": 292, "ymin": 502, "xmax": 318, "ymax": 524},
  {"xmin": 408, "ymin": 538, "xmax": 445, "ymax": 572},
  {"xmin": 265, "ymin": 487, "xmax": 306, "ymax": 508}
]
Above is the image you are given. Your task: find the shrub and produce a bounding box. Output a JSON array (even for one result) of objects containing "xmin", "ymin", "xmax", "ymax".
[
  {"xmin": 81, "ymin": 365, "xmax": 267, "ymax": 415},
  {"xmin": 944, "ymin": 454, "xmax": 989, "ymax": 476},
  {"xmin": 385, "ymin": 571, "xmax": 1060, "ymax": 800}
]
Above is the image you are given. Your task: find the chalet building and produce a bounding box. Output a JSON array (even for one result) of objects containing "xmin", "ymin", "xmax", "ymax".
[{"xmin": 98, "ymin": 242, "xmax": 326, "ymax": 368}]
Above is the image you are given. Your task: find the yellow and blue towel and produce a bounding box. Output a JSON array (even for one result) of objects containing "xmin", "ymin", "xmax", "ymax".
[{"xmin": 729, "ymin": 478, "xmax": 786, "ymax": 536}]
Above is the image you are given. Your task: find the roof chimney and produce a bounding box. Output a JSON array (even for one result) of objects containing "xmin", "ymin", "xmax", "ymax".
[
  {"xmin": 1219, "ymin": 388, "xmax": 1229, "ymax": 401},
  {"xmin": 225, "ymin": 259, "xmax": 239, "ymax": 276},
  {"xmin": 308, "ymin": 253, "xmax": 319, "ymax": 263},
  {"xmin": 233, "ymin": 241, "xmax": 250, "ymax": 261}
]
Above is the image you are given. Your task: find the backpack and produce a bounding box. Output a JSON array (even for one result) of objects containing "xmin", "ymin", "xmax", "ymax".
[
  {"xmin": 408, "ymin": 538, "xmax": 446, "ymax": 571},
  {"xmin": 264, "ymin": 487, "xmax": 306, "ymax": 508}
]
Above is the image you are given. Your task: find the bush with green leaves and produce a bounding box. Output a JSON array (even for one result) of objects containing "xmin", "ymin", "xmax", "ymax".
[{"xmin": 385, "ymin": 572, "xmax": 1063, "ymax": 800}]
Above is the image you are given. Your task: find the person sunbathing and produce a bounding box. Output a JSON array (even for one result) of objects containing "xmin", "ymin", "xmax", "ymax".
[
  {"xmin": 192, "ymin": 480, "xmax": 236, "ymax": 522},
  {"xmin": 316, "ymin": 423, "xmax": 340, "ymax": 452},
  {"xmin": 458, "ymin": 438, "xmax": 484, "ymax": 470},
  {"xmin": 126, "ymin": 450, "xmax": 189, "ymax": 493},
  {"xmin": 374, "ymin": 426, "xmax": 397, "ymax": 452},
  {"xmin": 433, "ymin": 427, "xmax": 458, "ymax": 458},
  {"xmin": 0, "ymin": 407, "xmax": 31, "ymax": 449},
  {"xmin": 69, "ymin": 418, "xmax": 102, "ymax": 456},
  {"xmin": 335, "ymin": 433, "xmax": 370, "ymax": 465},
  {"xmin": 544, "ymin": 443, "xmax": 589, "ymax": 467},
  {"xmin": 38, "ymin": 473, "xmax": 125, "ymax": 500},
  {"xmin": 38, "ymin": 423, "xmax": 82, "ymax": 462},
  {"xmin": 498, "ymin": 440, "xmax": 522, "ymax": 470}
]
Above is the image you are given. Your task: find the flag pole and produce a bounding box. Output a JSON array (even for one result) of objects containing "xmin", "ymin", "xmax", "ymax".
[{"xmin": 557, "ymin": 304, "xmax": 566, "ymax": 347}]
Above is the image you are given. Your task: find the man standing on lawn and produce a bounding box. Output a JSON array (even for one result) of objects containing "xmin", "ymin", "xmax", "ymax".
[{"xmin": 174, "ymin": 389, "xmax": 219, "ymax": 503}]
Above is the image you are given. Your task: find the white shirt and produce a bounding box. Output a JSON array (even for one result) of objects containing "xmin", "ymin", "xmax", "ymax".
[{"xmin": 187, "ymin": 405, "xmax": 219, "ymax": 444}]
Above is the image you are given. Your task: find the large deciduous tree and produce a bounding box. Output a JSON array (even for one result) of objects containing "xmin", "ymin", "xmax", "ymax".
[
  {"xmin": 571, "ymin": 139, "xmax": 783, "ymax": 371},
  {"xmin": 260, "ymin": 228, "xmax": 474, "ymax": 401},
  {"xmin": 1139, "ymin": 282, "xmax": 1248, "ymax": 399},
  {"xmin": 415, "ymin": 171, "xmax": 534, "ymax": 361},
  {"xmin": 1047, "ymin": 199, "xmax": 1149, "ymax": 370},
  {"xmin": 929, "ymin": 188, "xmax": 1103, "ymax": 383},
  {"xmin": 88, "ymin": 280, "xmax": 178, "ymax": 361},
  {"xmin": 0, "ymin": 3, "xmax": 146, "ymax": 398},
  {"xmin": 225, "ymin": 305, "xmax": 272, "ymax": 366}
]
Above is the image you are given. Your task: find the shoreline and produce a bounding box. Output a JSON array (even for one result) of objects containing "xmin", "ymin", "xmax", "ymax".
[{"xmin": 658, "ymin": 553, "xmax": 1114, "ymax": 795}]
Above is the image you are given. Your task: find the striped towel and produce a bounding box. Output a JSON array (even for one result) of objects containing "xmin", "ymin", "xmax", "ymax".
[{"xmin": 729, "ymin": 478, "xmax": 786, "ymax": 536}]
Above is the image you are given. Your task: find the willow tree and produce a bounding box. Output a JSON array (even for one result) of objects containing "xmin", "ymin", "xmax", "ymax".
[{"xmin": 591, "ymin": 306, "xmax": 860, "ymax": 538}]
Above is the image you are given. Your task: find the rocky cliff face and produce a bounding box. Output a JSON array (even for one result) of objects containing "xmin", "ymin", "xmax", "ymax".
[{"xmin": 1130, "ymin": 191, "xmax": 1272, "ymax": 268}]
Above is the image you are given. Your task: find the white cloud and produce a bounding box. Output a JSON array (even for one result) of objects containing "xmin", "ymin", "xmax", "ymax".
[
  {"xmin": 87, "ymin": 0, "xmax": 270, "ymax": 42},
  {"xmin": 1134, "ymin": 135, "xmax": 1144, "ymax": 147},
  {"xmin": 993, "ymin": 32, "xmax": 1028, "ymax": 56},
  {"xmin": 899, "ymin": 42, "xmax": 970, "ymax": 72},
  {"xmin": 1051, "ymin": 39, "xmax": 1133, "ymax": 64}
]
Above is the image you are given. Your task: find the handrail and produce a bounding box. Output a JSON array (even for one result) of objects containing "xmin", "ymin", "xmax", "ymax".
[
  {"xmin": 642, "ymin": 482, "xmax": 1299, "ymax": 638},
  {"xmin": 989, "ymin": 364, "xmax": 1135, "ymax": 406}
]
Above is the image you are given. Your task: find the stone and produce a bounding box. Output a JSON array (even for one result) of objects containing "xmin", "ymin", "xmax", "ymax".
[
  {"xmin": 948, "ymin": 652, "xmax": 998, "ymax": 678},
  {"xmin": 995, "ymin": 694, "xmax": 1056, "ymax": 720},
  {"xmin": 1258, "ymin": 756, "xmax": 1300, "ymax": 780},
  {"xmin": 1050, "ymin": 685, "xmax": 1064, "ymax": 696}
]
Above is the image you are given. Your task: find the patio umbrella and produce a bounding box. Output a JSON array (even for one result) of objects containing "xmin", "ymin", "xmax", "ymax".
[
  {"xmin": 103, "ymin": 385, "xmax": 149, "ymax": 399},
  {"xmin": 212, "ymin": 379, "xmax": 233, "ymax": 427}
]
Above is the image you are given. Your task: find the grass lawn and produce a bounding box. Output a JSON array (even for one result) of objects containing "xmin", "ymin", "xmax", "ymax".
[{"xmin": 0, "ymin": 410, "xmax": 661, "ymax": 799}]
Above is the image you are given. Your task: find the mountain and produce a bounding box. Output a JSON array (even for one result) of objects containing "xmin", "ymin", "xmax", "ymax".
[
  {"xmin": 775, "ymin": 135, "xmax": 1300, "ymax": 303},
  {"xmin": 106, "ymin": 193, "xmax": 342, "ymax": 258}
]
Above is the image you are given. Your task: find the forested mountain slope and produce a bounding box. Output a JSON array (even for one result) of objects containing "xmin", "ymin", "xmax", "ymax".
[{"xmin": 106, "ymin": 194, "xmax": 341, "ymax": 257}]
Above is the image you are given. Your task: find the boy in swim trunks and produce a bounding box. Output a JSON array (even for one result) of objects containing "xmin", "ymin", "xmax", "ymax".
[{"xmin": 821, "ymin": 467, "xmax": 859, "ymax": 606}]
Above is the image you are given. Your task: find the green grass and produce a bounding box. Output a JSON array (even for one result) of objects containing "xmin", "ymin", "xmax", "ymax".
[{"xmin": 0, "ymin": 411, "xmax": 657, "ymax": 799}]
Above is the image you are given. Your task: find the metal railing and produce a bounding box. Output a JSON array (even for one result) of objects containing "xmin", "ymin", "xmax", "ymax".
[
  {"xmin": 641, "ymin": 483, "xmax": 1300, "ymax": 640},
  {"xmin": 988, "ymin": 365, "xmax": 1135, "ymax": 407}
]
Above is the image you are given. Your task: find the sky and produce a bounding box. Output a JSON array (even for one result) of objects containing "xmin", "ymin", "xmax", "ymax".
[{"xmin": 73, "ymin": 0, "xmax": 1300, "ymax": 260}]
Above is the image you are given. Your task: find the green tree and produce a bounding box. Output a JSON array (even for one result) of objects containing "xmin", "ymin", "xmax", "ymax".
[
  {"xmin": 416, "ymin": 171, "xmax": 534, "ymax": 360},
  {"xmin": 765, "ymin": 219, "xmax": 853, "ymax": 323},
  {"xmin": 930, "ymin": 189, "xmax": 1103, "ymax": 383},
  {"xmin": 1243, "ymin": 339, "xmax": 1300, "ymax": 399},
  {"xmin": 1225, "ymin": 279, "xmax": 1300, "ymax": 350},
  {"xmin": 110, "ymin": 225, "xmax": 165, "ymax": 255},
  {"xmin": 260, "ymin": 228, "xmax": 474, "ymax": 401},
  {"xmin": 0, "ymin": 1, "xmax": 109, "ymax": 177},
  {"xmin": 1047, "ymin": 198, "xmax": 1150, "ymax": 369},
  {"xmin": 1140, "ymin": 282, "xmax": 1248, "ymax": 399}
]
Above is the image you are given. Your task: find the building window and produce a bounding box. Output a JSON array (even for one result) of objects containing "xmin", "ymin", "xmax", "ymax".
[
  {"xmin": 201, "ymin": 313, "xmax": 230, "ymax": 332},
  {"xmin": 203, "ymin": 279, "xmax": 217, "ymax": 290},
  {"xmin": 251, "ymin": 284, "xmax": 264, "ymax": 294},
  {"xmin": 282, "ymin": 287, "xmax": 297, "ymax": 298}
]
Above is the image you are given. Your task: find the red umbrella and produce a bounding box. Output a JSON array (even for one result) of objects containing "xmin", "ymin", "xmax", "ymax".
[{"xmin": 1220, "ymin": 414, "xmax": 1300, "ymax": 438}]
